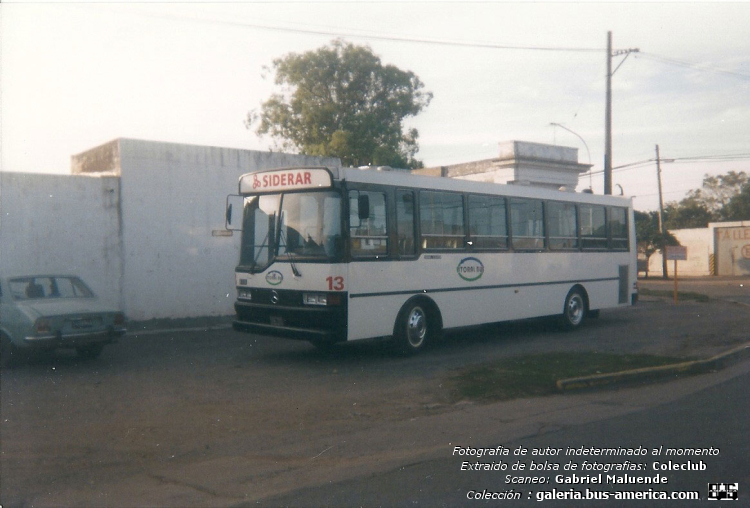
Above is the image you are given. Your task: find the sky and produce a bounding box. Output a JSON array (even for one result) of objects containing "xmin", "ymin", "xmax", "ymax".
[{"xmin": 2, "ymin": 1, "xmax": 749, "ymax": 211}]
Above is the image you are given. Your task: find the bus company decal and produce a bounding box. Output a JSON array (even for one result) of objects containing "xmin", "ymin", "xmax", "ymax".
[
  {"xmin": 265, "ymin": 270, "xmax": 283, "ymax": 285},
  {"xmin": 457, "ymin": 257, "xmax": 484, "ymax": 282},
  {"xmin": 240, "ymin": 168, "xmax": 333, "ymax": 193},
  {"xmin": 253, "ymin": 171, "xmax": 310, "ymax": 189}
]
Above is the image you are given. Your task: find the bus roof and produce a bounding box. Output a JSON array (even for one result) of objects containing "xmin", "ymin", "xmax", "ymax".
[{"xmin": 238, "ymin": 166, "xmax": 632, "ymax": 207}]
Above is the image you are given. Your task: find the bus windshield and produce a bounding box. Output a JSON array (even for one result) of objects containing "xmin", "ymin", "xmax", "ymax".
[{"xmin": 239, "ymin": 191, "xmax": 342, "ymax": 272}]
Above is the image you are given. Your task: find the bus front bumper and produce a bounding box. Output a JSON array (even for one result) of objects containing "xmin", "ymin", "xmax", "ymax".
[
  {"xmin": 232, "ymin": 320, "xmax": 341, "ymax": 341},
  {"xmin": 233, "ymin": 300, "xmax": 347, "ymax": 342}
]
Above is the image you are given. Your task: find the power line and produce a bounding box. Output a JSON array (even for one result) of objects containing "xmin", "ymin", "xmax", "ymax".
[
  {"xmin": 580, "ymin": 153, "xmax": 750, "ymax": 177},
  {"xmin": 633, "ymin": 189, "xmax": 696, "ymax": 199},
  {"xmin": 671, "ymin": 154, "xmax": 750, "ymax": 162},
  {"xmin": 581, "ymin": 159, "xmax": 655, "ymax": 177},
  {"xmin": 81, "ymin": 4, "xmax": 750, "ymax": 85},
  {"xmin": 83, "ymin": 5, "xmax": 604, "ymax": 53},
  {"xmin": 79, "ymin": 3, "xmax": 750, "ymax": 83},
  {"xmin": 638, "ymin": 52, "xmax": 750, "ymax": 81}
]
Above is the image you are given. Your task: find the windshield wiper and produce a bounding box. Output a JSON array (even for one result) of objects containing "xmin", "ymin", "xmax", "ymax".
[
  {"xmin": 249, "ymin": 228, "xmax": 272, "ymax": 273},
  {"xmin": 278, "ymin": 213, "xmax": 302, "ymax": 278}
]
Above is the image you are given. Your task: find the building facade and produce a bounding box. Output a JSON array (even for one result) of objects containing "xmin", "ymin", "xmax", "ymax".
[
  {"xmin": 645, "ymin": 221, "xmax": 750, "ymax": 277},
  {"xmin": 413, "ymin": 140, "xmax": 591, "ymax": 191}
]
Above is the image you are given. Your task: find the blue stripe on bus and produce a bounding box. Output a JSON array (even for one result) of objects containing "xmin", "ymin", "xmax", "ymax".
[{"xmin": 349, "ymin": 277, "xmax": 620, "ymax": 299}]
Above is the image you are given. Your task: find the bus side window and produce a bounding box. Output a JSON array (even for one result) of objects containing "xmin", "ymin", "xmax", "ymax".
[
  {"xmin": 548, "ymin": 201, "xmax": 578, "ymax": 250},
  {"xmin": 420, "ymin": 191, "xmax": 465, "ymax": 250},
  {"xmin": 468, "ymin": 194, "xmax": 507, "ymax": 249},
  {"xmin": 510, "ymin": 198, "xmax": 545, "ymax": 250},
  {"xmin": 396, "ymin": 190, "xmax": 416, "ymax": 256},
  {"xmin": 349, "ymin": 190, "xmax": 388, "ymax": 257},
  {"xmin": 581, "ymin": 204, "xmax": 608, "ymax": 249},
  {"xmin": 609, "ymin": 207, "xmax": 629, "ymax": 250}
]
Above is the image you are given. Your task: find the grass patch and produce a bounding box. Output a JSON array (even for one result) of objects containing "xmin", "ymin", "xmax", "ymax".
[
  {"xmin": 639, "ymin": 288, "xmax": 710, "ymax": 302},
  {"xmin": 448, "ymin": 352, "xmax": 689, "ymax": 402}
]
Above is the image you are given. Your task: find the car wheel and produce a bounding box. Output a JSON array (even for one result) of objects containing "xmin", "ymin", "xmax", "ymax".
[
  {"xmin": 559, "ymin": 288, "xmax": 586, "ymax": 331},
  {"xmin": 76, "ymin": 344, "xmax": 104, "ymax": 360},
  {"xmin": 1, "ymin": 334, "xmax": 21, "ymax": 368},
  {"xmin": 393, "ymin": 302, "xmax": 431, "ymax": 355}
]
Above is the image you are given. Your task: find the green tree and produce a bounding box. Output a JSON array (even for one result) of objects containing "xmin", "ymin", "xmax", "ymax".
[
  {"xmin": 663, "ymin": 171, "xmax": 748, "ymax": 228},
  {"xmin": 697, "ymin": 171, "xmax": 748, "ymax": 217},
  {"xmin": 663, "ymin": 197, "xmax": 714, "ymax": 229},
  {"xmin": 723, "ymin": 182, "xmax": 750, "ymax": 220},
  {"xmin": 249, "ymin": 40, "xmax": 433, "ymax": 169},
  {"xmin": 635, "ymin": 211, "xmax": 678, "ymax": 278}
]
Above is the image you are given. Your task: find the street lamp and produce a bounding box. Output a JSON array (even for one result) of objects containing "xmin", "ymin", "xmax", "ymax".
[{"xmin": 550, "ymin": 122, "xmax": 592, "ymax": 190}]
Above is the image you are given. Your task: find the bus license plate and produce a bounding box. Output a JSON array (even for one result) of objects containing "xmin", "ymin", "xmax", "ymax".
[{"xmin": 270, "ymin": 316, "xmax": 284, "ymax": 326}]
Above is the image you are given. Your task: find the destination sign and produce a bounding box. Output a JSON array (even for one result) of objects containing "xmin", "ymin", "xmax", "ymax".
[{"xmin": 239, "ymin": 168, "xmax": 333, "ymax": 194}]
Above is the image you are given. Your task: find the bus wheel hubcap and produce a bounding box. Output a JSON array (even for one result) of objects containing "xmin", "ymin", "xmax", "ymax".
[
  {"xmin": 406, "ymin": 307, "xmax": 427, "ymax": 347},
  {"xmin": 567, "ymin": 295, "xmax": 584, "ymax": 325}
]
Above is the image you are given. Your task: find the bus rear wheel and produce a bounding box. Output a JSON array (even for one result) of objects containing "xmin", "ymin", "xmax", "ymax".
[
  {"xmin": 559, "ymin": 288, "xmax": 586, "ymax": 331},
  {"xmin": 393, "ymin": 302, "xmax": 430, "ymax": 355}
]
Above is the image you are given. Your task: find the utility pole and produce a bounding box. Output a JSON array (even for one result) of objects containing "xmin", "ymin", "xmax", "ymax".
[
  {"xmin": 656, "ymin": 144, "xmax": 668, "ymax": 279},
  {"xmin": 604, "ymin": 32, "xmax": 639, "ymax": 195},
  {"xmin": 605, "ymin": 32, "xmax": 613, "ymax": 195}
]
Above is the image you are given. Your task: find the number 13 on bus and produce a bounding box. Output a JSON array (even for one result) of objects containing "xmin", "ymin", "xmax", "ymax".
[{"xmin": 225, "ymin": 166, "xmax": 637, "ymax": 354}]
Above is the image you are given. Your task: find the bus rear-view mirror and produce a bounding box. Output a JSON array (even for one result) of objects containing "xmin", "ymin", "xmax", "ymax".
[{"xmin": 225, "ymin": 195, "xmax": 244, "ymax": 231}]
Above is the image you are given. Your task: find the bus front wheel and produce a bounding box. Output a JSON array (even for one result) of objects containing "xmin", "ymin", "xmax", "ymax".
[
  {"xmin": 559, "ymin": 288, "xmax": 587, "ymax": 331},
  {"xmin": 393, "ymin": 302, "xmax": 430, "ymax": 355}
]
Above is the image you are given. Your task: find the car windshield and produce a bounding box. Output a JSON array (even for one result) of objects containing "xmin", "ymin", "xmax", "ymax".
[
  {"xmin": 9, "ymin": 276, "xmax": 95, "ymax": 300},
  {"xmin": 238, "ymin": 191, "xmax": 342, "ymax": 272}
]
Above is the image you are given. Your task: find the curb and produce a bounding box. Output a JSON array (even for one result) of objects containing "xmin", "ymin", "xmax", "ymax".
[
  {"xmin": 556, "ymin": 341, "xmax": 750, "ymax": 391},
  {"xmin": 129, "ymin": 324, "xmax": 232, "ymax": 337},
  {"xmin": 725, "ymin": 298, "xmax": 750, "ymax": 308}
]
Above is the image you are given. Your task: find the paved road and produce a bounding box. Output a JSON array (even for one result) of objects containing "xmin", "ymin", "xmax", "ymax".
[
  {"xmin": 1, "ymin": 297, "xmax": 748, "ymax": 507},
  {"xmin": 262, "ymin": 362, "xmax": 750, "ymax": 507}
]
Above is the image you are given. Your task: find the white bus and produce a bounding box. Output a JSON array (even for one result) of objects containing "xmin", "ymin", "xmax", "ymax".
[{"xmin": 226, "ymin": 166, "xmax": 637, "ymax": 354}]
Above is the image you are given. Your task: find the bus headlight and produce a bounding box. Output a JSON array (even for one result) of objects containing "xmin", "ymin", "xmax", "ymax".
[
  {"xmin": 303, "ymin": 293, "xmax": 328, "ymax": 306},
  {"xmin": 237, "ymin": 288, "xmax": 252, "ymax": 301}
]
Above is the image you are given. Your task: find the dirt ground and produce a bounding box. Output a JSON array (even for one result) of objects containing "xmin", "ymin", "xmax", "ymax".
[{"xmin": 1, "ymin": 277, "xmax": 748, "ymax": 506}]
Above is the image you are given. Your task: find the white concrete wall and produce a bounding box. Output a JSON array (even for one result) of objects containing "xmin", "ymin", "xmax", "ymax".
[
  {"xmin": 2, "ymin": 139, "xmax": 340, "ymax": 321},
  {"xmin": 499, "ymin": 140, "xmax": 578, "ymax": 163},
  {"xmin": 714, "ymin": 222, "xmax": 750, "ymax": 276},
  {"xmin": 647, "ymin": 228, "xmax": 713, "ymax": 277},
  {"xmin": 117, "ymin": 139, "xmax": 340, "ymax": 320},
  {"xmin": 0, "ymin": 172, "xmax": 123, "ymax": 308},
  {"xmin": 646, "ymin": 221, "xmax": 750, "ymax": 277}
]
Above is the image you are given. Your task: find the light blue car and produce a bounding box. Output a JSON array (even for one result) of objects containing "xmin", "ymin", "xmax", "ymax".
[{"xmin": 0, "ymin": 275, "xmax": 126, "ymax": 367}]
